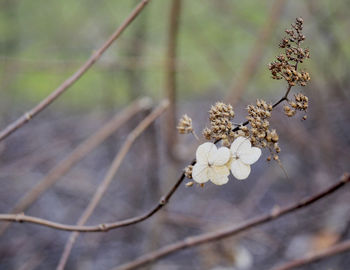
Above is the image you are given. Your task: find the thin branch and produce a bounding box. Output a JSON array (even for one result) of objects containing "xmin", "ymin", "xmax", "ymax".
[
  {"xmin": 0, "ymin": 101, "xmax": 170, "ymax": 233},
  {"xmin": 112, "ymin": 173, "xmax": 350, "ymax": 270},
  {"xmin": 229, "ymin": 84, "xmax": 292, "ymax": 132},
  {"xmin": 164, "ymin": 0, "xmax": 182, "ymax": 158},
  {"xmin": 0, "ymin": 0, "xmax": 150, "ymax": 142},
  {"xmin": 272, "ymin": 238, "xmax": 350, "ymax": 270},
  {"xmin": 0, "ymin": 97, "xmax": 151, "ymax": 236},
  {"xmin": 226, "ymin": 0, "xmax": 286, "ymax": 104},
  {"xmin": 56, "ymin": 100, "xmax": 169, "ymax": 270}
]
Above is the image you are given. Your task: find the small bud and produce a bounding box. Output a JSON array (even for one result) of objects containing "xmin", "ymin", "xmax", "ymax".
[{"xmin": 186, "ymin": 181, "xmax": 194, "ymax": 187}]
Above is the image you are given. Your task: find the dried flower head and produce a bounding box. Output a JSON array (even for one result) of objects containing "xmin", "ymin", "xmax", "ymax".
[
  {"xmin": 269, "ymin": 17, "xmax": 310, "ymax": 87},
  {"xmin": 203, "ymin": 102, "xmax": 235, "ymax": 146},
  {"xmin": 243, "ymin": 99, "xmax": 281, "ymax": 160},
  {"xmin": 284, "ymin": 93, "xmax": 309, "ymax": 119},
  {"xmin": 177, "ymin": 114, "xmax": 193, "ymax": 134}
]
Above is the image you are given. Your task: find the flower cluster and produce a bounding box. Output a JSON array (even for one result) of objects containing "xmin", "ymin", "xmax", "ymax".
[
  {"xmin": 178, "ymin": 18, "xmax": 311, "ymax": 186},
  {"xmin": 269, "ymin": 17, "xmax": 310, "ymax": 87},
  {"xmin": 190, "ymin": 137, "xmax": 261, "ymax": 185},
  {"xmin": 284, "ymin": 93, "xmax": 309, "ymax": 120},
  {"xmin": 203, "ymin": 102, "xmax": 235, "ymax": 146},
  {"xmin": 241, "ymin": 99, "xmax": 281, "ymax": 160}
]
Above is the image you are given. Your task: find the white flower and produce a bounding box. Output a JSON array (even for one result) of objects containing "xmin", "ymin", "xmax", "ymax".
[
  {"xmin": 192, "ymin": 142, "xmax": 231, "ymax": 185},
  {"xmin": 230, "ymin": 137, "xmax": 261, "ymax": 180}
]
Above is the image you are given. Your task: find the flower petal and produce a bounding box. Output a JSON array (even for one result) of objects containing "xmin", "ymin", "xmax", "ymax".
[
  {"xmin": 210, "ymin": 174, "xmax": 229, "ymax": 185},
  {"xmin": 211, "ymin": 147, "xmax": 231, "ymax": 166},
  {"xmin": 196, "ymin": 142, "xmax": 217, "ymax": 164},
  {"xmin": 231, "ymin": 137, "xmax": 251, "ymax": 157},
  {"xmin": 230, "ymin": 159, "xmax": 251, "ymax": 180},
  {"xmin": 208, "ymin": 166, "xmax": 230, "ymax": 185},
  {"xmin": 192, "ymin": 163, "xmax": 209, "ymax": 183},
  {"xmin": 239, "ymin": 147, "xmax": 261, "ymax": 165}
]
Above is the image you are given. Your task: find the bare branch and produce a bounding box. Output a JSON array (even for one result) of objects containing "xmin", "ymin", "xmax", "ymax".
[
  {"xmin": 112, "ymin": 173, "xmax": 350, "ymax": 270},
  {"xmin": 0, "ymin": 97, "xmax": 151, "ymax": 236},
  {"xmin": 0, "ymin": 102, "xmax": 179, "ymax": 233},
  {"xmin": 56, "ymin": 100, "xmax": 169, "ymax": 270},
  {"xmin": 272, "ymin": 239, "xmax": 350, "ymax": 270},
  {"xmin": 0, "ymin": 0, "xmax": 150, "ymax": 142}
]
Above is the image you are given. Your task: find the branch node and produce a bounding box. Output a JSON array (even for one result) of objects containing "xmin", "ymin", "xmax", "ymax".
[
  {"xmin": 159, "ymin": 196, "xmax": 167, "ymax": 206},
  {"xmin": 15, "ymin": 213, "xmax": 25, "ymax": 223},
  {"xmin": 271, "ymin": 205, "xmax": 281, "ymax": 217},
  {"xmin": 98, "ymin": 223, "xmax": 108, "ymax": 232},
  {"xmin": 24, "ymin": 112, "xmax": 32, "ymax": 121},
  {"xmin": 341, "ymin": 172, "xmax": 350, "ymax": 183}
]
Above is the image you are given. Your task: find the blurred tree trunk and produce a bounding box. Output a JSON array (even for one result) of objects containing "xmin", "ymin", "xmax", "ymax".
[{"xmin": 164, "ymin": 0, "xmax": 182, "ymax": 159}]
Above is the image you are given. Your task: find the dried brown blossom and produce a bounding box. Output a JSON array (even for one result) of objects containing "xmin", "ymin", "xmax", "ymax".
[
  {"xmin": 203, "ymin": 102, "xmax": 235, "ymax": 146},
  {"xmin": 243, "ymin": 99, "xmax": 281, "ymax": 160},
  {"xmin": 269, "ymin": 17, "xmax": 310, "ymax": 87},
  {"xmin": 177, "ymin": 114, "xmax": 193, "ymax": 134},
  {"xmin": 284, "ymin": 93, "xmax": 309, "ymax": 119}
]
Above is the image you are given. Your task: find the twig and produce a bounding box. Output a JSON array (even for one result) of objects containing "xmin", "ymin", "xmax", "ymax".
[
  {"xmin": 164, "ymin": 0, "xmax": 182, "ymax": 158},
  {"xmin": 0, "ymin": 102, "xmax": 171, "ymax": 233},
  {"xmin": 0, "ymin": 0, "xmax": 150, "ymax": 142},
  {"xmin": 271, "ymin": 238, "xmax": 350, "ymax": 270},
  {"xmin": 0, "ymin": 97, "xmax": 151, "ymax": 236},
  {"xmin": 226, "ymin": 0, "xmax": 286, "ymax": 104},
  {"xmin": 56, "ymin": 100, "xmax": 169, "ymax": 270},
  {"xmin": 112, "ymin": 173, "xmax": 350, "ymax": 270}
]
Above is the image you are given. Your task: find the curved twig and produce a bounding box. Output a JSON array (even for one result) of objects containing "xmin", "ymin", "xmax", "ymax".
[
  {"xmin": 112, "ymin": 173, "xmax": 350, "ymax": 270},
  {"xmin": 0, "ymin": 0, "xmax": 150, "ymax": 142},
  {"xmin": 0, "ymin": 97, "xmax": 151, "ymax": 237},
  {"xmin": 0, "ymin": 161, "xmax": 191, "ymax": 233},
  {"xmin": 271, "ymin": 238, "xmax": 350, "ymax": 270}
]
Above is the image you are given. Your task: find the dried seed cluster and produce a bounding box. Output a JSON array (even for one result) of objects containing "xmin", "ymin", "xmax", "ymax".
[
  {"xmin": 203, "ymin": 102, "xmax": 235, "ymax": 146},
  {"xmin": 284, "ymin": 93, "xmax": 309, "ymax": 120},
  {"xmin": 242, "ymin": 99, "xmax": 281, "ymax": 161},
  {"xmin": 269, "ymin": 17, "xmax": 310, "ymax": 87},
  {"xmin": 177, "ymin": 114, "xmax": 193, "ymax": 134}
]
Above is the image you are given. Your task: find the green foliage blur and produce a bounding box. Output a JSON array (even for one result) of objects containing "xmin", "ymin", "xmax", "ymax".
[{"xmin": 1, "ymin": 0, "xmax": 349, "ymax": 111}]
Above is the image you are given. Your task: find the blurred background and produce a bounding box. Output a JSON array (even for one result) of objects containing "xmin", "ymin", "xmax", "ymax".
[{"xmin": 0, "ymin": 0, "xmax": 350, "ymax": 269}]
